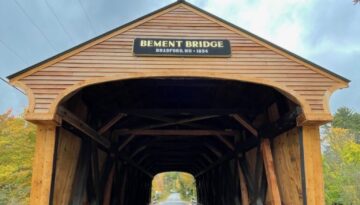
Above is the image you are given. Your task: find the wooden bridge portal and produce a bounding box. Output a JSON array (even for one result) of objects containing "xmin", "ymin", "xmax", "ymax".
[{"xmin": 8, "ymin": 1, "xmax": 349, "ymax": 205}]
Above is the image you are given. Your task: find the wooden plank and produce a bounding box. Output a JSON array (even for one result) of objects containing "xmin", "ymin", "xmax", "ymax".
[
  {"xmin": 237, "ymin": 161, "xmax": 250, "ymax": 205},
  {"xmin": 69, "ymin": 141, "xmax": 91, "ymax": 205},
  {"xmin": 261, "ymin": 138, "xmax": 281, "ymax": 205},
  {"xmin": 204, "ymin": 143, "xmax": 223, "ymax": 158},
  {"xmin": 103, "ymin": 165, "xmax": 115, "ymax": 205},
  {"xmin": 98, "ymin": 113, "xmax": 126, "ymax": 135},
  {"xmin": 118, "ymin": 135, "xmax": 136, "ymax": 152},
  {"xmin": 117, "ymin": 154, "xmax": 153, "ymax": 178},
  {"xmin": 53, "ymin": 128, "xmax": 82, "ymax": 205},
  {"xmin": 29, "ymin": 124, "xmax": 57, "ymax": 205},
  {"xmin": 114, "ymin": 129, "xmax": 239, "ymax": 136},
  {"xmin": 301, "ymin": 125, "xmax": 325, "ymax": 205},
  {"xmin": 89, "ymin": 144, "xmax": 101, "ymax": 205},
  {"xmin": 230, "ymin": 114, "xmax": 258, "ymax": 137},
  {"xmin": 57, "ymin": 106, "xmax": 111, "ymax": 149},
  {"xmin": 272, "ymin": 128, "xmax": 302, "ymax": 205},
  {"xmin": 194, "ymin": 151, "xmax": 235, "ymax": 177},
  {"xmin": 215, "ymin": 134, "xmax": 235, "ymax": 150},
  {"xmin": 130, "ymin": 115, "xmax": 220, "ymax": 130},
  {"xmin": 115, "ymin": 108, "xmax": 246, "ymax": 116}
]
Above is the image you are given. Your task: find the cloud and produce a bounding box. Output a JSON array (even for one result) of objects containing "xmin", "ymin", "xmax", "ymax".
[
  {"xmin": 301, "ymin": 0, "xmax": 360, "ymax": 49},
  {"xmin": 0, "ymin": 0, "xmax": 359, "ymax": 114},
  {"xmin": 191, "ymin": 0, "xmax": 359, "ymax": 113}
]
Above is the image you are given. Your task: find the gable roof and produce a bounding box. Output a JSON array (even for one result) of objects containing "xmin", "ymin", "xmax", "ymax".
[{"xmin": 7, "ymin": 0, "xmax": 350, "ymax": 83}]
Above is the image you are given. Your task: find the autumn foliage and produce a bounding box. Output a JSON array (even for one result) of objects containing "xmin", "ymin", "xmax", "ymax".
[
  {"xmin": 151, "ymin": 172, "xmax": 196, "ymax": 202},
  {"xmin": 0, "ymin": 110, "xmax": 36, "ymax": 204},
  {"xmin": 0, "ymin": 107, "xmax": 359, "ymax": 204}
]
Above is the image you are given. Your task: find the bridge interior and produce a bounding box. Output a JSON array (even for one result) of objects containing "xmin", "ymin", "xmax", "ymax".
[{"xmin": 57, "ymin": 77, "xmax": 300, "ymax": 205}]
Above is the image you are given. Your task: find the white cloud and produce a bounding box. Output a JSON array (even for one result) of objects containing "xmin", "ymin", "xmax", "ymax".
[
  {"xmin": 192, "ymin": 0, "xmax": 310, "ymax": 53},
  {"xmin": 190, "ymin": 0, "xmax": 359, "ymax": 112}
]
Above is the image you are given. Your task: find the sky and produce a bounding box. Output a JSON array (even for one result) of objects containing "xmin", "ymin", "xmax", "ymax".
[{"xmin": 0, "ymin": 0, "xmax": 359, "ymax": 115}]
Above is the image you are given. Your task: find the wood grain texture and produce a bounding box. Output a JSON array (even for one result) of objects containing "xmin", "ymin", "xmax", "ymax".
[
  {"xmin": 237, "ymin": 161, "xmax": 250, "ymax": 205},
  {"xmin": 261, "ymin": 139, "xmax": 281, "ymax": 205},
  {"xmin": 53, "ymin": 128, "xmax": 82, "ymax": 205},
  {"xmin": 302, "ymin": 125, "xmax": 325, "ymax": 205},
  {"xmin": 29, "ymin": 125, "xmax": 57, "ymax": 205},
  {"xmin": 14, "ymin": 4, "xmax": 345, "ymax": 121},
  {"xmin": 272, "ymin": 128, "xmax": 303, "ymax": 205}
]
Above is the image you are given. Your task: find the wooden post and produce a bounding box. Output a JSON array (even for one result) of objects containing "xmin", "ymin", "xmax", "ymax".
[
  {"xmin": 237, "ymin": 161, "xmax": 250, "ymax": 205},
  {"xmin": 29, "ymin": 124, "xmax": 57, "ymax": 205},
  {"xmin": 300, "ymin": 125, "xmax": 325, "ymax": 205},
  {"xmin": 261, "ymin": 138, "xmax": 281, "ymax": 205}
]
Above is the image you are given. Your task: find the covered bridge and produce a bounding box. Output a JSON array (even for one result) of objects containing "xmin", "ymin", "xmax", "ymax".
[{"xmin": 8, "ymin": 1, "xmax": 349, "ymax": 205}]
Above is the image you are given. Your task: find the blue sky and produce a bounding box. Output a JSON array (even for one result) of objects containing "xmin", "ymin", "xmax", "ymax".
[{"xmin": 0, "ymin": 0, "xmax": 359, "ymax": 115}]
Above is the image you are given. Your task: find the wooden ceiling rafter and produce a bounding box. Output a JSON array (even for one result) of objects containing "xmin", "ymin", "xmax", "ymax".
[
  {"xmin": 113, "ymin": 129, "xmax": 240, "ymax": 136},
  {"xmin": 124, "ymin": 114, "xmax": 221, "ymax": 131},
  {"xmin": 98, "ymin": 113, "xmax": 127, "ymax": 135},
  {"xmin": 57, "ymin": 106, "xmax": 111, "ymax": 149},
  {"xmin": 230, "ymin": 114, "xmax": 259, "ymax": 137}
]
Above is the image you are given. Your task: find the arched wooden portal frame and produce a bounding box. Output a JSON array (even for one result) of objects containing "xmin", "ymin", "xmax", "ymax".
[
  {"xmin": 8, "ymin": 1, "xmax": 349, "ymax": 204},
  {"xmin": 33, "ymin": 76, "xmax": 323, "ymax": 205}
]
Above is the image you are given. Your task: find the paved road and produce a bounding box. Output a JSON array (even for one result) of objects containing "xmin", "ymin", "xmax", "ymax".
[{"xmin": 159, "ymin": 193, "xmax": 188, "ymax": 205}]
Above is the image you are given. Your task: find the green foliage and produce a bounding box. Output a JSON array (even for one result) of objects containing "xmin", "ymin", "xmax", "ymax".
[
  {"xmin": 151, "ymin": 172, "xmax": 196, "ymax": 202},
  {"xmin": 0, "ymin": 110, "xmax": 36, "ymax": 205},
  {"xmin": 323, "ymin": 107, "xmax": 360, "ymax": 205}
]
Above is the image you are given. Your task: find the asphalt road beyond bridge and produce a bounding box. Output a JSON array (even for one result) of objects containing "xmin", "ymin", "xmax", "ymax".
[{"xmin": 159, "ymin": 193, "xmax": 188, "ymax": 205}]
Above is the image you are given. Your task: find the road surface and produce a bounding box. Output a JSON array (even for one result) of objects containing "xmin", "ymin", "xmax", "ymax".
[{"xmin": 159, "ymin": 193, "xmax": 188, "ymax": 205}]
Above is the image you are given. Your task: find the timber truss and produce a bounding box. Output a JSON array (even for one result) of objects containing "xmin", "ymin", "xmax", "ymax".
[{"xmin": 56, "ymin": 78, "xmax": 300, "ymax": 204}]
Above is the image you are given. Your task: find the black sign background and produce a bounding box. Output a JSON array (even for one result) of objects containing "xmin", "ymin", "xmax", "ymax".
[{"xmin": 133, "ymin": 38, "xmax": 231, "ymax": 57}]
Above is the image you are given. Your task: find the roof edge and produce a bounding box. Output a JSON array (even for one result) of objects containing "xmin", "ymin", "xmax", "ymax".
[
  {"xmin": 7, "ymin": 0, "xmax": 182, "ymax": 80},
  {"xmin": 8, "ymin": 0, "xmax": 350, "ymax": 83}
]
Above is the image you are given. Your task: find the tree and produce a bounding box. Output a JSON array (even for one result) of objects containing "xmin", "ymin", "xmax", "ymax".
[
  {"xmin": 322, "ymin": 107, "xmax": 360, "ymax": 205},
  {"xmin": 151, "ymin": 172, "xmax": 196, "ymax": 202},
  {"xmin": 0, "ymin": 110, "xmax": 36, "ymax": 205}
]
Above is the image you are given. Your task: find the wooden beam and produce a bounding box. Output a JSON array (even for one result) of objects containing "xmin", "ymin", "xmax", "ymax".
[
  {"xmin": 230, "ymin": 114, "xmax": 258, "ymax": 137},
  {"xmin": 120, "ymin": 168, "xmax": 128, "ymax": 205},
  {"xmin": 29, "ymin": 125, "xmax": 57, "ymax": 205},
  {"xmin": 129, "ymin": 145, "xmax": 147, "ymax": 158},
  {"xmin": 195, "ymin": 151, "xmax": 236, "ymax": 177},
  {"xmin": 102, "ymin": 164, "xmax": 115, "ymax": 205},
  {"xmin": 114, "ymin": 129, "xmax": 239, "ymax": 136},
  {"xmin": 131, "ymin": 115, "xmax": 220, "ymax": 130},
  {"xmin": 89, "ymin": 143, "xmax": 101, "ymax": 205},
  {"xmin": 201, "ymin": 153, "xmax": 214, "ymax": 164},
  {"xmin": 70, "ymin": 142, "xmax": 91, "ymax": 205},
  {"xmin": 98, "ymin": 113, "xmax": 126, "ymax": 135},
  {"xmin": 118, "ymin": 108, "xmax": 246, "ymax": 116},
  {"xmin": 118, "ymin": 135, "xmax": 136, "ymax": 152},
  {"xmin": 215, "ymin": 134, "xmax": 235, "ymax": 150},
  {"xmin": 237, "ymin": 161, "xmax": 250, "ymax": 205},
  {"xmin": 131, "ymin": 113, "xmax": 204, "ymax": 129},
  {"xmin": 238, "ymin": 157, "xmax": 255, "ymax": 196},
  {"xmin": 300, "ymin": 125, "xmax": 325, "ymax": 205},
  {"xmin": 117, "ymin": 154, "xmax": 153, "ymax": 178},
  {"xmin": 261, "ymin": 139, "xmax": 281, "ymax": 205},
  {"xmin": 204, "ymin": 143, "xmax": 223, "ymax": 158},
  {"xmin": 58, "ymin": 106, "xmax": 111, "ymax": 149},
  {"xmin": 258, "ymin": 107, "xmax": 300, "ymax": 139}
]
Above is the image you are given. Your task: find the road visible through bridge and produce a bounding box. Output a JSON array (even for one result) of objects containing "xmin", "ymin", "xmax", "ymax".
[{"xmin": 158, "ymin": 193, "xmax": 188, "ymax": 205}]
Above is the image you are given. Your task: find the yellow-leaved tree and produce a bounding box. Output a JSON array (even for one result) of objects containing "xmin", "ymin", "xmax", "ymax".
[
  {"xmin": 322, "ymin": 107, "xmax": 360, "ymax": 205},
  {"xmin": 0, "ymin": 110, "xmax": 36, "ymax": 205}
]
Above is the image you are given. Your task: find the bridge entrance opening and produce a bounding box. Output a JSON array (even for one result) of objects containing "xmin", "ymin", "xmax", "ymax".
[
  {"xmin": 151, "ymin": 172, "xmax": 197, "ymax": 204},
  {"xmin": 52, "ymin": 77, "xmax": 302, "ymax": 204}
]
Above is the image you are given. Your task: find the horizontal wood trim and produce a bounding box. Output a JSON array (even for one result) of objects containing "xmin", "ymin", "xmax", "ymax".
[{"xmin": 13, "ymin": 3, "xmax": 341, "ymax": 119}]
